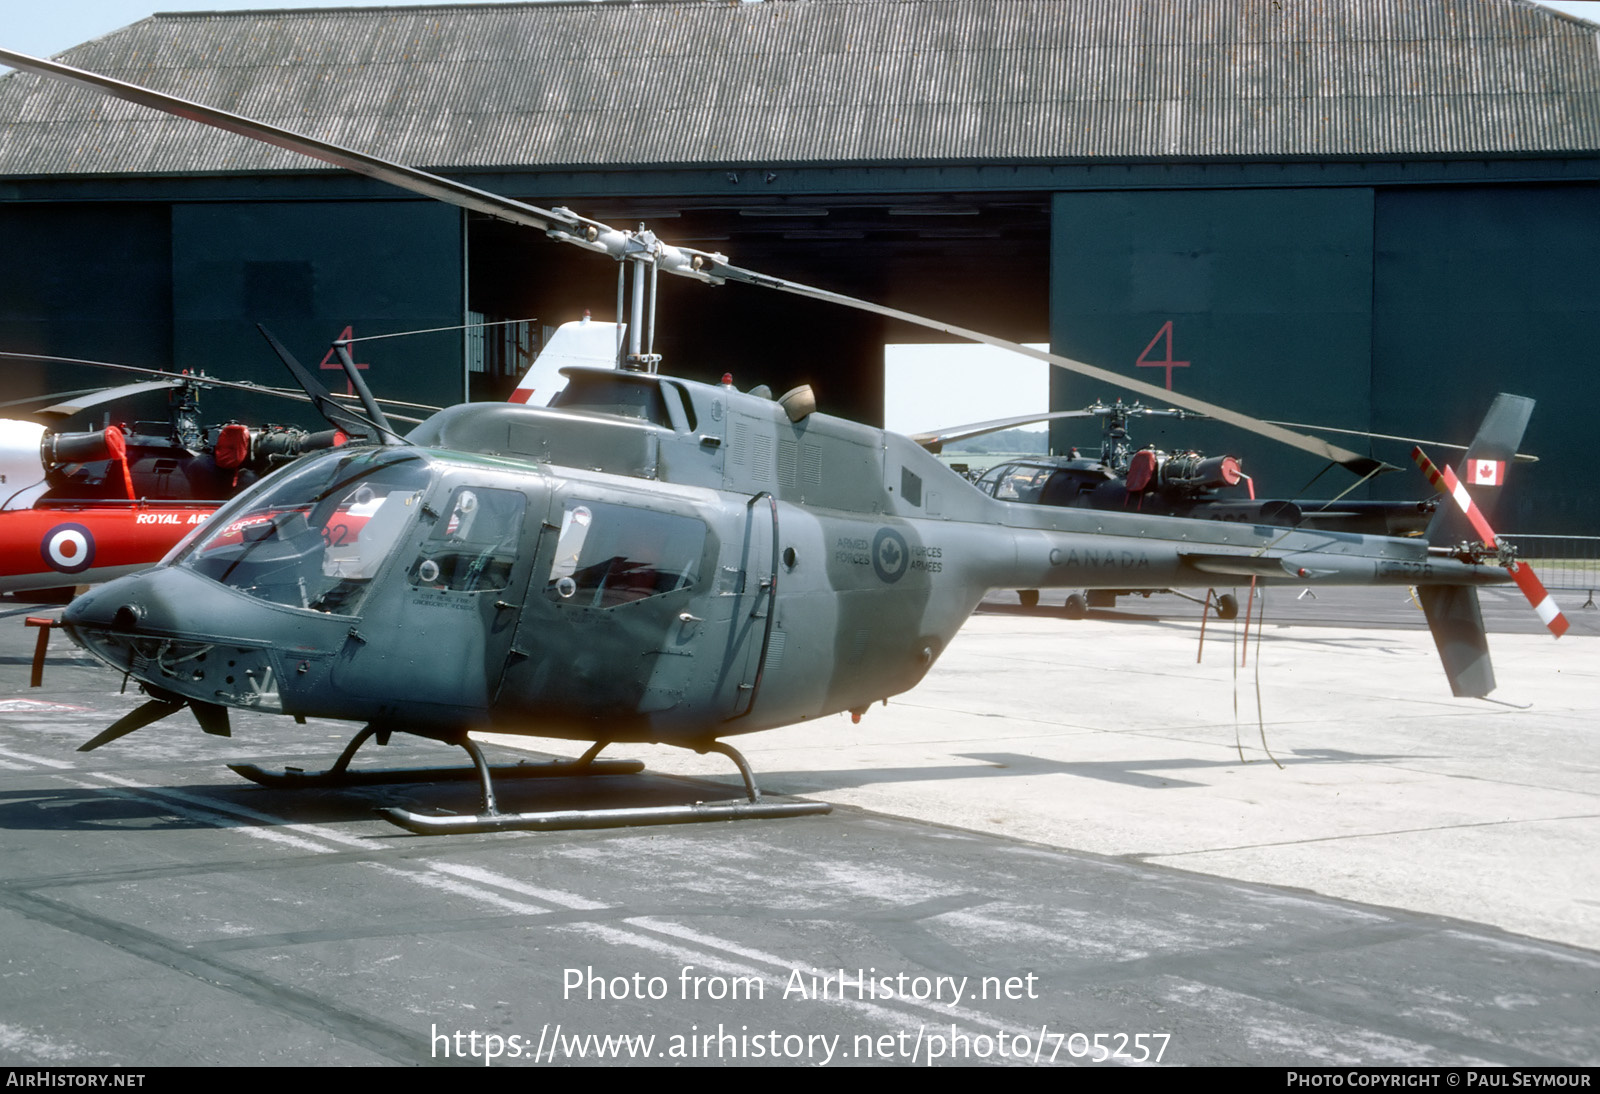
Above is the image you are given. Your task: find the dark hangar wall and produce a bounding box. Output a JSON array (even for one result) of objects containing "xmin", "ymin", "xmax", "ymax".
[
  {"xmin": 1049, "ymin": 188, "xmax": 1375, "ymax": 504},
  {"xmin": 1049, "ymin": 183, "xmax": 1598, "ymax": 534},
  {"xmin": 170, "ymin": 201, "xmax": 465, "ymax": 423},
  {"xmin": 1373, "ymin": 184, "xmax": 1600, "ymax": 534},
  {"xmin": 0, "ymin": 196, "xmax": 465, "ymax": 429},
  {"xmin": 0, "ymin": 203, "xmax": 173, "ymax": 396}
]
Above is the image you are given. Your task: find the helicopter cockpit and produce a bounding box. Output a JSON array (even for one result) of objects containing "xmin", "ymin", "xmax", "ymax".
[
  {"xmin": 171, "ymin": 444, "xmax": 707, "ymax": 618},
  {"xmin": 974, "ymin": 458, "xmax": 1113, "ymax": 507},
  {"xmin": 176, "ymin": 446, "xmax": 432, "ymax": 614}
]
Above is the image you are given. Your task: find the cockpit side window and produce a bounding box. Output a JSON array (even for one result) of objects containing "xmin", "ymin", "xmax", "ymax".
[
  {"xmin": 992, "ymin": 466, "xmax": 1050, "ymax": 503},
  {"xmin": 545, "ymin": 499, "xmax": 706, "ymax": 609},
  {"xmin": 408, "ymin": 486, "xmax": 526, "ymax": 593},
  {"xmin": 976, "ymin": 464, "xmax": 1009, "ymax": 497}
]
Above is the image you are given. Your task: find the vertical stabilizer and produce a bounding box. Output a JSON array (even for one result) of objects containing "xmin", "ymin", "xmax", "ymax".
[
  {"xmin": 1423, "ymin": 393, "xmax": 1533, "ymax": 547},
  {"xmin": 1418, "ymin": 584, "xmax": 1496, "ymax": 697},
  {"xmin": 1417, "ymin": 393, "xmax": 1535, "ymax": 697}
]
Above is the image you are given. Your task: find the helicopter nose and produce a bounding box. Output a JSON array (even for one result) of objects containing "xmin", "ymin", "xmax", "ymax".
[
  {"xmin": 63, "ymin": 570, "xmax": 190, "ymax": 678},
  {"xmin": 62, "ymin": 568, "xmax": 277, "ymax": 716},
  {"xmin": 62, "ymin": 570, "xmax": 184, "ymax": 638},
  {"xmin": 62, "ymin": 564, "xmax": 353, "ymax": 719},
  {"xmin": 61, "ymin": 565, "xmax": 275, "ymax": 680}
]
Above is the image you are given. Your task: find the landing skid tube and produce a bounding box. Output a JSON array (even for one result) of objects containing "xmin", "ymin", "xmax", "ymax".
[
  {"xmin": 377, "ymin": 739, "xmax": 832, "ymax": 835},
  {"xmin": 227, "ymin": 726, "xmax": 645, "ymax": 789}
]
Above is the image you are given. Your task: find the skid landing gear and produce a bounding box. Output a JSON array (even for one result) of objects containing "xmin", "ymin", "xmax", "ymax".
[
  {"xmin": 380, "ymin": 737, "xmax": 831, "ymax": 835},
  {"xmin": 228, "ymin": 726, "xmax": 645, "ymax": 789},
  {"xmin": 235, "ymin": 726, "xmax": 831, "ymax": 834}
]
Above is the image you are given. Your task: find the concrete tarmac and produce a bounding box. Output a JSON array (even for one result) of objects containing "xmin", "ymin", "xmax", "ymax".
[
  {"xmin": 0, "ymin": 585, "xmax": 1595, "ymax": 1067},
  {"xmin": 585, "ymin": 585, "xmax": 1600, "ymax": 950}
]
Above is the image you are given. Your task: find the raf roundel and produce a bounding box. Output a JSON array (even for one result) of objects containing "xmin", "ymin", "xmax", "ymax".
[{"xmin": 41, "ymin": 522, "xmax": 96, "ymax": 575}]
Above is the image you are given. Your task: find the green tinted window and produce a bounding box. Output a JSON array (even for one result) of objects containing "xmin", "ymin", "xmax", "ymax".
[{"xmin": 409, "ymin": 487, "xmax": 526, "ymax": 592}]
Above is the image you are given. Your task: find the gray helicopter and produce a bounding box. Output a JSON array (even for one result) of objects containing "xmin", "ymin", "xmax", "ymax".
[{"xmin": 1, "ymin": 48, "xmax": 1568, "ymax": 834}]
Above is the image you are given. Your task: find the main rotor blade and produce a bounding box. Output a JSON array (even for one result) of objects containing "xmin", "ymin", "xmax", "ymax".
[
  {"xmin": 711, "ymin": 262, "xmax": 1390, "ymax": 476},
  {"xmin": 37, "ymin": 380, "xmax": 184, "ymax": 419},
  {"xmin": 0, "ymin": 48, "xmax": 572, "ymax": 236},
  {"xmin": 912, "ymin": 410, "xmax": 1099, "ymax": 453},
  {"xmin": 0, "ymin": 352, "xmax": 430, "ymax": 423}
]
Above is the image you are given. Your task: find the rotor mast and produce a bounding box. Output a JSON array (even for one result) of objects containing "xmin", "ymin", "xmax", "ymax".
[{"xmin": 544, "ymin": 208, "xmax": 724, "ymax": 373}]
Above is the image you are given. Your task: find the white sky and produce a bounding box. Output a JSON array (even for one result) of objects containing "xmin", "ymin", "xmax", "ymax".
[{"xmin": 883, "ymin": 344, "xmax": 1049, "ymax": 436}]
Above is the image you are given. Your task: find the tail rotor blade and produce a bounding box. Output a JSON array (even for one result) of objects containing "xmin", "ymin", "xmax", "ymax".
[
  {"xmin": 1412, "ymin": 446, "xmax": 1569, "ymax": 638},
  {"xmin": 1508, "ymin": 561, "xmax": 1571, "ymax": 638}
]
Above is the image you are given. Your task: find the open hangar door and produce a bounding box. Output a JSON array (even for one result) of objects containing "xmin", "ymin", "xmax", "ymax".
[{"xmin": 465, "ymin": 195, "xmax": 1050, "ymax": 424}]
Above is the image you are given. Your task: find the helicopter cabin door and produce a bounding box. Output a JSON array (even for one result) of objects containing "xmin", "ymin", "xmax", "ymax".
[
  {"xmin": 330, "ymin": 483, "xmax": 539, "ymax": 723},
  {"xmin": 712, "ymin": 492, "xmax": 778, "ymax": 719},
  {"xmin": 495, "ymin": 490, "xmax": 720, "ymax": 730}
]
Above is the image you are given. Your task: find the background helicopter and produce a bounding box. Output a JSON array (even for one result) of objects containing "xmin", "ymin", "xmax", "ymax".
[
  {"xmin": 916, "ymin": 399, "xmax": 1528, "ymax": 616},
  {"xmin": 1, "ymin": 367, "xmax": 348, "ymax": 596},
  {"xmin": 1, "ymin": 47, "xmax": 1568, "ymax": 836},
  {"xmin": 0, "ymin": 316, "xmax": 617, "ymax": 599}
]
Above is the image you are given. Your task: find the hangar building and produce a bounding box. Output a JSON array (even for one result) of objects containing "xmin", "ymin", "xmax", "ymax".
[{"xmin": 2, "ymin": 0, "xmax": 1597, "ymax": 531}]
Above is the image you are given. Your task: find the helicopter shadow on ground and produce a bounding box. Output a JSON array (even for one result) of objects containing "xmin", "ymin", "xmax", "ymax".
[
  {"xmin": 0, "ymin": 740, "xmax": 1423, "ymax": 834},
  {"xmin": 739, "ymin": 746, "xmax": 1425, "ymax": 794},
  {"xmin": 0, "ymin": 754, "xmax": 812, "ymax": 836}
]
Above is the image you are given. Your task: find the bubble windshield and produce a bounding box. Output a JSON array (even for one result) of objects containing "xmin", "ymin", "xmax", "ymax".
[{"xmin": 179, "ymin": 447, "xmax": 434, "ymax": 614}]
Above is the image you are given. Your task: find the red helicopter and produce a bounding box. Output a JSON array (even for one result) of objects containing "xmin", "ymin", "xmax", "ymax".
[
  {"xmin": 0, "ymin": 362, "xmax": 354, "ymax": 598},
  {"xmin": 1, "ymin": 316, "xmax": 618, "ymax": 599}
]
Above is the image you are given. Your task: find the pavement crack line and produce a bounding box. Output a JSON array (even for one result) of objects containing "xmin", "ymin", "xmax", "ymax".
[
  {"xmin": 0, "ymin": 887, "xmax": 424, "ymax": 1065},
  {"xmin": 1142, "ymin": 811, "xmax": 1600, "ymax": 859},
  {"xmin": 29, "ymin": 771, "xmax": 1049, "ymax": 1046}
]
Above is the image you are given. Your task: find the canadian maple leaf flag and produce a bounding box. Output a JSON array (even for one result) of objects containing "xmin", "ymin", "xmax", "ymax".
[{"xmin": 1469, "ymin": 460, "xmax": 1504, "ymax": 486}]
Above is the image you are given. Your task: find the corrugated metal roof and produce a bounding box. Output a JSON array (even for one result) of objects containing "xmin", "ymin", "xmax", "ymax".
[{"xmin": 2, "ymin": 0, "xmax": 1598, "ymax": 177}]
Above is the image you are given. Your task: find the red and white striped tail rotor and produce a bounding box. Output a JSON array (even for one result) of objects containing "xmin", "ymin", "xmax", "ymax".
[{"xmin": 1412, "ymin": 446, "xmax": 1569, "ymax": 638}]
